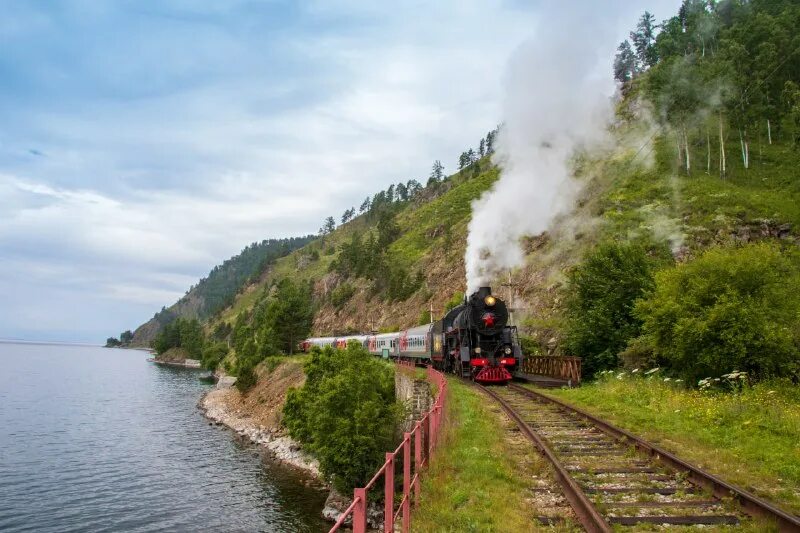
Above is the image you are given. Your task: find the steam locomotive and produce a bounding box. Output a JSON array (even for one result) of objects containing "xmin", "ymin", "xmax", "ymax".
[{"xmin": 299, "ymin": 286, "xmax": 521, "ymax": 384}]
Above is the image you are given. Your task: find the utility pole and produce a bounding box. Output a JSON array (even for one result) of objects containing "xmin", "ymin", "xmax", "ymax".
[{"xmin": 500, "ymin": 271, "xmax": 519, "ymax": 325}]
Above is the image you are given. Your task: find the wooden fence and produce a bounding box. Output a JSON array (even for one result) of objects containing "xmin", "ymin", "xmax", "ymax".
[{"xmin": 520, "ymin": 356, "xmax": 582, "ymax": 384}]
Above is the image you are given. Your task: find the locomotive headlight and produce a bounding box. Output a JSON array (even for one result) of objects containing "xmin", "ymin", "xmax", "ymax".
[
  {"xmin": 504, "ymin": 346, "xmax": 512, "ymax": 355},
  {"xmin": 474, "ymin": 347, "xmax": 481, "ymax": 354},
  {"xmin": 484, "ymin": 295, "xmax": 496, "ymax": 307}
]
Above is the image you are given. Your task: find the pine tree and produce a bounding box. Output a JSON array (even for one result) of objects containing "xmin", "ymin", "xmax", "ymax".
[
  {"xmin": 485, "ymin": 129, "xmax": 496, "ymax": 154},
  {"xmin": 458, "ymin": 151, "xmax": 469, "ymax": 170},
  {"xmin": 323, "ymin": 216, "xmax": 336, "ymax": 234},
  {"xmin": 614, "ymin": 40, "xmax": 637, "ymax": 83},
  {"xmin": 430, "ymin": 160, "xmax": 444, "ymax": 183},
  {"xmin": 396, "ymin": 182, "xmax": 408, "ymax": 201},
  {"xmin": 406, "ymin": 179, "xmax": 422, "ymax": 198},
  {"xmin": 341, "ymin": 208, "xmax": 354, "ymax": 224},
  {"xmin": 479, "ymin": 138, "xmax": 485, "ymax": 157},
  {"xmin": 359, "ymin": 197, "xmax": 370, "ymax": 213},
  {"xmin": 630, "ymin": 11, "xmax": 658, "ymax": 70}
]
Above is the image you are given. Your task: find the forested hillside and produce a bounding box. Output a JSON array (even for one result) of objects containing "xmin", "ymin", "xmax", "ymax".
[{"xmin": 129, "ymin": 236, "xmax": 313, "ymax": 346}]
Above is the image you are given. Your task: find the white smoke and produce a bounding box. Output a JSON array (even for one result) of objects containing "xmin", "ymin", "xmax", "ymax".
[{"xmin": 465, "ymin": 2, "xmax": 666, "ymax": 294}]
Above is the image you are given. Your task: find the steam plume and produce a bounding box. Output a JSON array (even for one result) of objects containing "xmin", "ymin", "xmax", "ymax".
[{"xmin": 465, "ymin": 3, "xmax": 653, "ymax": 294}]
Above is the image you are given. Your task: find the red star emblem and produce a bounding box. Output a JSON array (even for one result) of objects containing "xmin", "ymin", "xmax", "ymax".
[{"xmin": 482, "ymin": 313, "xmax": 495, "ymax": 327}]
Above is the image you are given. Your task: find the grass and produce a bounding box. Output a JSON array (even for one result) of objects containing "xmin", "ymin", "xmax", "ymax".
[
  {"xmin": 414, "ymin": 379, "xmax": 555, "ymax": 532},
  {"xmin": 540, "ymin": 375, "xmax": 800, "ymax": 515},
  {"xmin": 391, "ymin": 165, "xmax": 499, "ymax": 265}
]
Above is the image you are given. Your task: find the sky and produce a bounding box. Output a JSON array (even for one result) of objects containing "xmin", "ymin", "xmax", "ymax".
[{"xmin": 0, "ymin": 1, "xmax": 679, "ymax": 343}]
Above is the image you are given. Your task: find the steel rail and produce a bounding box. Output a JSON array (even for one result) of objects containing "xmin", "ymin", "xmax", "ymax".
[
  {"xmin": 508, "ymin": 383, "xmax": 800, "ymax": 532},
  {"xmin": 477, "ymin": 384, "xmax": 611, "ymax": 533}
]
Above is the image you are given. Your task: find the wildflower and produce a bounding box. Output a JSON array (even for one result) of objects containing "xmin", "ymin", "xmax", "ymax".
[
  {"xmin": 644, "ymin": 367, "xmax": 660, "ymax": 375},
  {"xmin": 767, "ymin": 390, "xmax": 776, "ymax": 395},
  {"xmin": 675, "ymin": 379, "xmax": 683, "ymax": 383},
  {"xmin": 663, "ymin": 377, "xmax": 671, "ymax": 382},
  {"xmin": 631, "ymin": 368, "xmax": 640, "ymax": 373}
]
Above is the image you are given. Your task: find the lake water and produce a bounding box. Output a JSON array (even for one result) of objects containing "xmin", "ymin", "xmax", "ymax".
[{"xmin": 0, "ymin": 342, "xmax": 328, "ymax": 532}]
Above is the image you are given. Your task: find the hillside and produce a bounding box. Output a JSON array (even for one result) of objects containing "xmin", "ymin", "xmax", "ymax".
[
  {"xmin": 130, "ymin": 236, "xmax": 313, "ymax": 346},
  {"xmin": 142, "ymin": 0, "xmax": 800, "ymax": 372},
  {"xmin": 208, "ymin": 124, "xmax": 799, "ymax": 351}
]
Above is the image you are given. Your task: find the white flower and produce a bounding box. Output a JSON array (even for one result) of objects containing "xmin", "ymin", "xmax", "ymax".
[
  {"xmin": 767, "ymin": 390, "xmax": 776, "ymax": 395},
  {"xmin": 644, "ymin": 368, "xmax": 661, "ymax": 375},
  {"xmin": 663, "ymin": 377, "xmax": 671, "ymax": 382},
  {"xmin": 632, "ymin": 368, "xmax": 640, "ymax": 373}
]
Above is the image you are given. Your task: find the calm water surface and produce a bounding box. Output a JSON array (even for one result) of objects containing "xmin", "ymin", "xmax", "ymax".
[{"xmin": 0, "ymin": 342, "xmax": 328, "ymax": 532}]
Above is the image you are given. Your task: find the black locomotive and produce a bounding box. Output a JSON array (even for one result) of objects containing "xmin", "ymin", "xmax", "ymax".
[{"xmin": 435, "ymin": 286, "xmax": 520, "ymax": 383}]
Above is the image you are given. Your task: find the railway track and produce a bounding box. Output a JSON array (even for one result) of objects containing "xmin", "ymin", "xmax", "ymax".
[{"xmin": 478, "ymin": 382, "xmax": 800, "ymax": 532}]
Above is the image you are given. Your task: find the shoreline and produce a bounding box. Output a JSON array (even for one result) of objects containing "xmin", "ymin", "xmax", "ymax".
[
  {"xmin": 197, "ymin": 386, "xmax": 323, "ymax": 479},
  {"xmin": 148, "ymin": 357, "xmax": 201, "ymax": 368}
]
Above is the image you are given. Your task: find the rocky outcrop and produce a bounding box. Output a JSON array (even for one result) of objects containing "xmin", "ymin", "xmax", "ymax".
[
  {"xmin": 149, "ymin": 347, "xmax": 201, "ymax": 367},
  {"xmin": 321, "ymin": 489, "xmax": 384, "ymax": 529}
]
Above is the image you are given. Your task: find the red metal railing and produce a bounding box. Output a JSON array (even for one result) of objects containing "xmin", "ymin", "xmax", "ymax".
[{"xmin": 329, "ymin": 364, "xmax": 447, "ymax": 532}]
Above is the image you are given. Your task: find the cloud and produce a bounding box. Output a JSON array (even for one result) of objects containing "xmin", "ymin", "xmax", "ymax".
[
  {"xmin": 0, "ymin": 1, "xmax": 542, "ymax": 342},
  {"xmin": 0, "ymin": 1, "xmax": 679, "ymax": 342}
]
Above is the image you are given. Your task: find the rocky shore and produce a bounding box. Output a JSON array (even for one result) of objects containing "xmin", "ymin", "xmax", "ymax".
[
  {"xmin": 198, "ymin": 385, "xmax": 321, "ymax": 476},
  {"xmin": 149, "ymin": 357, "xmax": 201, "ymax": 368},
  {"xmin": 195, "ymin": 362, "xmax": 384, "ymax": 525}
]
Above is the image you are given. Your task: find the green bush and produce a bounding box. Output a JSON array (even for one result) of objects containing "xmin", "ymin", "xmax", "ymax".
[
  {"xmin": 635, "ymin": 243, "xmax": 800, "ymax": 383},
  {"xmin": 518, "ymin": 335, "xmax": 542, "ymax": 357},
  {"xmin": 330, "ymin": 283, "xmax": 355, "ymax": 309},
  {"xmin": 444, "ymin": 291, "xmax": 464, "ymax": 312},
  {"xmin": 235, "ymin": 364, "xmax": 258, "ymax": 392},
  {"xmin": 152, "ymin": 317, "xmax": 205, "ymax": 358},
  {"xmin": 233, "ymin": 337, "xmax": 266, "ymax": 392},
  {"xmin": 283, "ymin": 343, "xmax": 401, "ymax": 492},
  {"xmin": 418, "ymin": 308, "xmax": 432, "ymax": 324},
  {"xmin": 563, "ymin": 240, "xmax": 671, "ymax": 379},
  {"xmin": 201, "ymin": 342, "xmax": 228, "ymax": 371}
]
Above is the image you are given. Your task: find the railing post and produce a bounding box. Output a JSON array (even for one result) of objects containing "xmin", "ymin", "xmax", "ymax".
[
  {"xmin": 353, "ymin": 488, "xmax": 367, "ymax": 533},
  {"xmin": 384, "ymin": 452, "xmax": 394, "ymax": 533},
  {"xmin": 424, "ymin": 413, "xmax": 431, "ymax": 462},
  {"xmin": 402, "ymin": 433, "xmax": 411, "ymax": 532},
  {"xmin": 414, "ymin": 423, "xmax": 422, "ymax": 505},
  {"xmin": 434, "ymin": 405, "xmax": 440, "ymax": 446}
]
